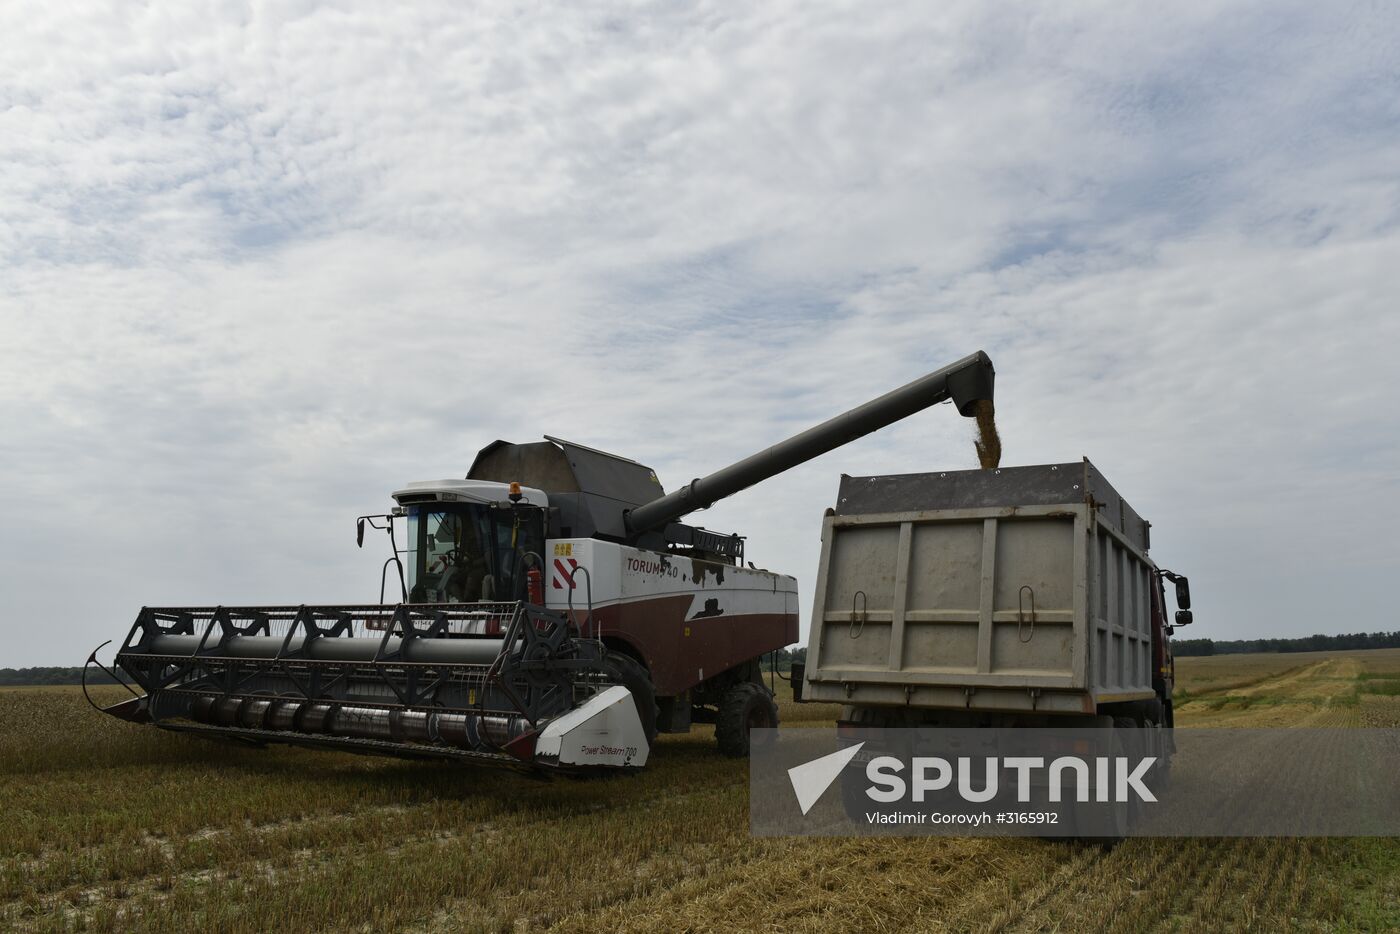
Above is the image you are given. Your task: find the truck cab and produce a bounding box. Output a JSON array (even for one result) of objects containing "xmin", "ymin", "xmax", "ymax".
[{"xmin": 1151, "ymin": 569, "xmax": 1193, "ymax": 727}]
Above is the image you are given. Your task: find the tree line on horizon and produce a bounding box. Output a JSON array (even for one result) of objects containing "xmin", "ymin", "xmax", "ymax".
[
  {"xmin": 1173, "ymin": 630, "xmax": 1400, "ymax": 657},
  {"xmin": 6, "ymin": 636, "xmax": 1398, "ymax": 684},
  {"xmin": 0, "ymin": 666, "xmax": 122, "ymax": 686}
]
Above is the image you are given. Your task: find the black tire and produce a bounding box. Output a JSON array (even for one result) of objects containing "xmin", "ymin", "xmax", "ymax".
[
  {"xmin": 715, "ymin": 682, "xmax": 779, "ymax": 757},
  {"xmin": 1148, "ymin": 718, "xmax": 1173, "ymax": 793},
  {"xmin": 602, "ymin": 653, "xmax": 658, "ymax": 747},
  {"xmin": 841, "ymin": 761, "xmax": 873, "ymax": 822},
  {"xmin": 1068, "ymin": 793, "xmax": 1129, "ymax": 846},
  {"xmin": 1067, "ymin": 716, "xmax": 1131, "ymax": 844},
  {"xmin": 1112, "ymin": 715, "xmax": 1143, "ymax": 833}
]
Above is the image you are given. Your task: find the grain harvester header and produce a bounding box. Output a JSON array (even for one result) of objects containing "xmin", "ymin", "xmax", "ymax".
[{"xmin": 88, "ymin": 351, "xmax": 996, "ymax": 773}]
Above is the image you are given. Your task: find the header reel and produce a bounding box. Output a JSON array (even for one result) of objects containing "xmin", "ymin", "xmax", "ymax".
[{"xmin": 87, "ymin": 601, "xmax": 649, "ymax": 772}]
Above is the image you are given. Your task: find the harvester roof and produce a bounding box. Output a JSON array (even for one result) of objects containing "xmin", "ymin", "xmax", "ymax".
[{"xmin": 391, "ymin": 478, "xmax": 549, "ymax": 508}]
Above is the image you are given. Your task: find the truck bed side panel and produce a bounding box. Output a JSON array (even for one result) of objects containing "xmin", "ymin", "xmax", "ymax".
[{"xmin": 805, "ymin": 472, "xmax": 1156, "ymax": 713}]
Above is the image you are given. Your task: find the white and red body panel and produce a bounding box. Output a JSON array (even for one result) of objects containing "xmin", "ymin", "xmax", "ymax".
[{"xmin": 543, "ymin": 538, "xmax": 798, "ymax": 697}]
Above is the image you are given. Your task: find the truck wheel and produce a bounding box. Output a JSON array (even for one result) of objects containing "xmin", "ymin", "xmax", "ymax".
[
  {"xmin": 602, "ymin": 653, "xmax": 658, "ymax": 746},
  {"xmin": 1146, "ymin": 714, "xmax": 1173, "ymax": 792},
  {"xmin": 1069, "ymin": 716, "xmax": 1131, "ymax": 844},
  {"xmin": 716, "ymin": 682, "xmax": 779, "ymax": 757},
  {"xmin": 1152, "ymin": 731, "xmax": 1173, "ymax": 793},
  {"xmin": 1112, "ymin": 716, "xmax": 1144, "ymax": 831},
  {"xmin": 841, "ymin": 761, "xmax": 877, "ymax": 822}
]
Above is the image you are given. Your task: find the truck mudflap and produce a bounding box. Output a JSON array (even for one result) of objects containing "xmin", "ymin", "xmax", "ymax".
[{"xmin": 85, "ymin": 602, "xmax": 649, "ymax": 773}]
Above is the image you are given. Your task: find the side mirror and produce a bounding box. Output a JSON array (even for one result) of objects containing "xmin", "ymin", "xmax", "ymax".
[
  {"xmin": 1175, "ymin": 609, "xmax": 1193, "ymax": 627},
  {"xmin": 1175, "ymin": 577, "xmax": 1191, "ymax": 609},
  {"xmin": 356, "ymin": 518, "xmax": 365, "ymax": 548}
]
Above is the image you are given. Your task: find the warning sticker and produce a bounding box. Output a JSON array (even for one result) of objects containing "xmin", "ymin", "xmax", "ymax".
[{"xmin": 552, "ymin": 558, "xmax": 579, "ymax": 590}]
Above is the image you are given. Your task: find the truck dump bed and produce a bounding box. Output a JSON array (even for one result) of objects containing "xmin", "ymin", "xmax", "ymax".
[{"xmin": 802, "ymin": 460, "xmax": 1157, "ymax": 715}]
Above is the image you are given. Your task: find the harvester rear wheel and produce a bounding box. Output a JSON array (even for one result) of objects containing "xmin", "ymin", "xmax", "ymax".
[
  {"xmin": 716, "ymin": 682, "xmax": 779, "ymax": 757},
  {"xmin": 603, "ymin": 653, "xmax": 658, "ymax": 747}
]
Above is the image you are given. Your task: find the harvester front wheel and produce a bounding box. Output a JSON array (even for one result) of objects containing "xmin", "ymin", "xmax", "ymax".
[
  {"xmin": 716, "ymin": 682, "xmax": 779, "ymax": 757},
  {"xmin": 603, "ymin": 653, "xmax": 658, "ymax": 747}
]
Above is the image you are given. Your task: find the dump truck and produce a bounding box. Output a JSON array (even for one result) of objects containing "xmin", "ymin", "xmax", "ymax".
[
  {"xmin": 794, "ymin": 460, "xmax": 1194, "ymax": 732},
  {"xmin": 88, "ymin": 351, "xmax": 997, "ymax": 774}
]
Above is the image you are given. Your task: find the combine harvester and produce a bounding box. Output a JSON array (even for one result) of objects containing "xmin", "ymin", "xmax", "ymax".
[{"xmin": 88, "ymin": 352, "xmax": 996, "ymax": 774}]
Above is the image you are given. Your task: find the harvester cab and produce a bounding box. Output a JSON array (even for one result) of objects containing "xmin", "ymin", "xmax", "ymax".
[
  {"xmin": 391, "ymin": 480, "xmax": 549, "ymax": 607},
  {"xmin": 87, "ymin": 351, "xmax": 997, "ymax": 775}
]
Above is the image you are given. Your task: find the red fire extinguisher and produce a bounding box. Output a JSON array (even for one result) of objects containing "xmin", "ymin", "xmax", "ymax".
[{"xmin": 527, "ymin": 565, "xmax": 544, "ymax": 605}]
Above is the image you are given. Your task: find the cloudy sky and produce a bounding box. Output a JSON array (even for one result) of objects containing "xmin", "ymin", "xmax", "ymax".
[{"xmin": 2, "ymin": 2, "xmax": 1398, "ymax": 667}]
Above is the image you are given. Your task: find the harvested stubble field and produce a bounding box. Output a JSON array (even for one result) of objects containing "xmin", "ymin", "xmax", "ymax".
[{"xmin": 4, "ymin": 650, "xmax": 1399, "ymax": 933}]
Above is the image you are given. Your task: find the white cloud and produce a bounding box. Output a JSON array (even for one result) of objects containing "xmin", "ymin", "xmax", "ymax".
[{"xmin": 1, "ymin": 1, "xmax": 1398, "ymax": 665}]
